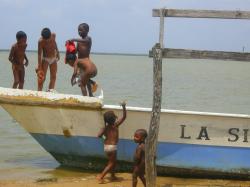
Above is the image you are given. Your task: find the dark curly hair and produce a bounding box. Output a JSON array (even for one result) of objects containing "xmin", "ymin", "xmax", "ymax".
[
  {"xmin": 16, "ymin": 31, "xmax": 27, "ymax": 41},
  {"xmin": 78, "ymin": 23, "xmax": 89, "ymax": 32},
  {"xmin": 135, "ymin": 129, "xmax": 148, "ymax": 139},
  {"xmin": 104, "ymin": 111, "xmax": 117, "ymax": 126},
  {"xmin": 41, "ymin": 28, "xmax": 51, "ymax": 39}
]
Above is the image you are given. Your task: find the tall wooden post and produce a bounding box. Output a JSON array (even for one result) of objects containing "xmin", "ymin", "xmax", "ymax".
[{"xmin": 145, "ymin": 9, "xmax": 164, "ymax": 187}]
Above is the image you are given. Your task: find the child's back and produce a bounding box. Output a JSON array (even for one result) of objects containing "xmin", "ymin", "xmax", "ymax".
[{"xmin": 104, "ymin": 125, "xmax": 119, "ymax": 145}]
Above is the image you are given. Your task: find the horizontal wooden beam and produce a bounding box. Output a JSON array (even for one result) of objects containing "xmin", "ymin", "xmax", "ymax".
[
  {"xmin": 149, "ymin": 48, "xmax": 250, "ymax": 62},
  {"xmin": 153, "ymin": 9, "xmax": 250, "ymax": 19}
]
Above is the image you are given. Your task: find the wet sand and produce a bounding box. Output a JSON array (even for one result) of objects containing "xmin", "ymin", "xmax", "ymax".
[{"xmin": 1, "ymin": 173, "xmax": 250, "ymax": 187}]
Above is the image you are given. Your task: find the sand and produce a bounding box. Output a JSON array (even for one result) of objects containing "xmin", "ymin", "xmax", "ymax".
[{"xmin": 1, "ymin": 173, "xmax": 250, "ymax": 187}]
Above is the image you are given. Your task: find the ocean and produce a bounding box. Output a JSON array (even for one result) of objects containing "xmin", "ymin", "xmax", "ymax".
[{"xmin": 0, "ymin": 51, "xmax": 250, "ymax": 180}]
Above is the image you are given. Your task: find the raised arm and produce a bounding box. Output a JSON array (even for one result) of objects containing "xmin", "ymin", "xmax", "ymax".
[{"xmin": 114, "ymin": 102, "xmax": 127, "ymax": 127}]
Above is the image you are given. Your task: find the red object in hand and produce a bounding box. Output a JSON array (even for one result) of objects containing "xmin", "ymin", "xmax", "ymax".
[
  {"xmin": 65, "ymin": 41, "xmax": 76, "ymax": 54},
  {"xmin": 35, "ymin": 68, "xmax": 45, "ymax": 85}
]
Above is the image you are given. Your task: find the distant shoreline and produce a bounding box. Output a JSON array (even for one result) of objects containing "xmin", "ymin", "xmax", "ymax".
[{"xmin": 0, "ymin": 49, "xmax": 147, "ymax": 57}]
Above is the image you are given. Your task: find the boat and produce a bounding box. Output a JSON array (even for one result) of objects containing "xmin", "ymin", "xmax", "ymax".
[
  {"xmin": 1, "ymin": 87, "xmax": 250, "ymax": 178},
  {"xmin": 2, "ymin": 8, "xmax": 250, "ymax": 178}
]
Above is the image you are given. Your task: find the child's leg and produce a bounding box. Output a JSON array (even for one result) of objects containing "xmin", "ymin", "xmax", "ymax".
[
  {"xmin": 110, "ymin": 159, "xmax": 118, "ymax": 180},
  {"xmin": 18, "ymin": 67, "xmax": 25, "ymax": 89},
  {"xmin": 139, "ymin": 174, "xmax": 146, "ymax": 187},
  {"xmin": 86, "ymin": 81, "xmax": 93, "ymax": 97},
  {"xmin": 12, "ymin": 66, "xmax": 19, "ymax": 89},
  {"xmin": 98, "ymin": 151, "xmax": 117, "ymax": 181},
  {"xmin": 132, "ymin": 170, "xmax": 138, "ymax": 187},
  {"xmin": 80, "ymin": 73, "xmax": 89, "ymax": 96},
  {"xmin": 89, "ymin": 79, "xmax": 96, "ymax": 84},
  {"xmin": 49, "ymin": 62, "xmax": 57, "ymax": 90}
]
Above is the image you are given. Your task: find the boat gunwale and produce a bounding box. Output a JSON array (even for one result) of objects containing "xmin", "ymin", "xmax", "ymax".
[
  {"xmin": 0, "ymin": 87, "xmax": 103, "ymax": 109},
  {"xmin": 104, "ymin": 105, "xmax": 250, "ymax": 119}
]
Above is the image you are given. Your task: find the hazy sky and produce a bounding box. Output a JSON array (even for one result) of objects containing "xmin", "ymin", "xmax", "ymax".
[{"xmin": 1, "ymin": 0, "xmax": 250, "ymax": 54}]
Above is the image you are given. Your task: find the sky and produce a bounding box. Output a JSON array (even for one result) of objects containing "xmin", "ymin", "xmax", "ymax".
[{"xmin": 1, "ymin": 0, "xmax": 250, "ymax": 54}]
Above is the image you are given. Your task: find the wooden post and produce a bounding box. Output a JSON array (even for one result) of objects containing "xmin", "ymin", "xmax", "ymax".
[{"xmin": 145, "ymin": 9, "xmax": 164, "ymax": 187}]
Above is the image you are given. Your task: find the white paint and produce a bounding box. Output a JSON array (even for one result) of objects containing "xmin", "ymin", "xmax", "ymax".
[{"xmin": 0, "ymin": 87, "xmax": 103, "ymax": 105}]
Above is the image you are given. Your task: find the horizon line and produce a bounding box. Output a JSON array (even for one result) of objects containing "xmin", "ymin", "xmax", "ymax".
[{"xmin": 0, "ymin": 49, "xmax": 148, "ymax": 57}]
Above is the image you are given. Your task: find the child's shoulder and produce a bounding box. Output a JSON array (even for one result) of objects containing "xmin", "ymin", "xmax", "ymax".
[
  {"xmin": 11, "ymin": 43, "xmax": 18, "ymax": 51},
  {"xmin": 11, "ymin": 43, "xmax": 17, "ymax": 48},
  {"xmin": 51, "ymin": 33, "xmax": 56, "ymax": 40},
  {"xmin": 85, "ymin": 36, "xmax": 92, "ymax": 42},
  {"xmin": 38, "ymin": 37, "xmax": 44, "ymax": 43}
]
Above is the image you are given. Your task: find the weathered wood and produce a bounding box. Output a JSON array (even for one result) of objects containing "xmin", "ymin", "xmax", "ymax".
[
  {"xmin": 149, "ymin": 48, "xmax": 250, "ymax": 62},
  {"xmin": 146, "ymin": 10, "xmax": 164, "ymax": 187},
  {"xmin": 159, "ymin": 9, "xmax": 165, "ymax": 48},
  {"xmin": 146, "ymin": 43, "xmax": 163, "ymax": 187},
  {"xmin": 153, "ymin": 9, "xmax": 250, "ymax": 19}
]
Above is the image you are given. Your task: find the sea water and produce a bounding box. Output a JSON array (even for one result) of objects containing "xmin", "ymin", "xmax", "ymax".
[{"xmin": 0, "ymin": 51, "xmax": 250, "ymax": 180}]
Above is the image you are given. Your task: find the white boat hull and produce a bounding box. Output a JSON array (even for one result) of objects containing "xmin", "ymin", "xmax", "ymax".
[{"xmin": 1, "ymin": 87, "xmax": 250, "ymax": 177}]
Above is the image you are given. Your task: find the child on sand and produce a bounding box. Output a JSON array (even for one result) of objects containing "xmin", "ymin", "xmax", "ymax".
[
  {"xmin": 132, "ymin": 129, "xmax": 147, "ymax": 187},
  {"xmin": 8, "ymin": 31, "xmax": 29, "ymax": 89},
  {"xmin": 37, "ymin": 28, "xmax": 60, "ymax": 92},
  {"xmin": 97, "ymin": 102, "xmax": 127, "ymax": 183},
  {"xmin": 68, "ymin": 23, "xmax": 97, "ymax": 96}
]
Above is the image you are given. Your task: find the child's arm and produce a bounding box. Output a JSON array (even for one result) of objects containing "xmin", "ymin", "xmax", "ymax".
[
  {"xmin": 38, "ymin": 40, "xmax": 43, "ymax": 69},
  {"xmin": 97, "ymin": 127, "xmax": 105, "ymax": 138},
  {"xmin": 134, "ymin": 146, "xmax": 143, "ymax": 165},
  {"xmin": 8, "ymin": 45, "xmax": 15, "ymax": 63},
  {"xmin": 24, "ymin": 53, "xmax": 29, "ymax": 67},
  {"xmin": 71, "ymin": 60, "xmax": 78, "ymax": 86},
  {"xmin": 70, "ymin": 37, "xmax": 91, "ymax": 44},
  {"xmin": 114, "ymin": 102, "xmax": 127, "ymax": 127},
  {"xmin": 55, "ymin": 42, "xmax": 60, "ymax": 61}
]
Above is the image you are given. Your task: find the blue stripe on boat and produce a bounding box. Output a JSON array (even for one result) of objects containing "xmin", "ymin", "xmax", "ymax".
[{"xmin": 31, "ymin": 133, "xmax": 250, "ymax": 173}]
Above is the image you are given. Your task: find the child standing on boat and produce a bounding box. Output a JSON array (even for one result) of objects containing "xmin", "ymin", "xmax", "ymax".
[
  {"xmin": 8, "ymin": 31, "xmax": 29, "ymax": 89},
  {"xmin": 68, "ymin": 23, "xmax": 97, "ymax": 96},
  {"xmin": 37, "ymin": 28, "xmax": 60, "ymax": 92},
  {"xmin": 97, "ymin": 102, "xmax": 127, "ymax": 183},
  {"xmin": 132, "ymin": 129, "xmax": 147, "ymax": 187}
]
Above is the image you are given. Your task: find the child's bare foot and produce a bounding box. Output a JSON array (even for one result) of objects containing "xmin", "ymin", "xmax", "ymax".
[{"xmin": 97, "ymin": 175, "xmax": 105, "ymax": 184}]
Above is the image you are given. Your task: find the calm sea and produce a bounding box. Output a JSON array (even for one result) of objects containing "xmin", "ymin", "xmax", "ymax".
[{"xmin": 0, "ymin": 51, "xmax": 250, "ymax": 180}]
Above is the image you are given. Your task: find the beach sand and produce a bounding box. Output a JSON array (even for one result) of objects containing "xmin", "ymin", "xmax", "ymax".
[{"xmin": 1, "ymin": 173, "xmax": 250, "ymax": 187}]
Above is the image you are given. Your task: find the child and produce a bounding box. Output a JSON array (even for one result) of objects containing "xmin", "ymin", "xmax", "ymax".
[
  {"xmin": 69, "ymin": 23, "xmax": 97, "ymax": 96},
  {"xmin": 37, "ymin": 28, "xmax": 60, "ymax": 91},
  {"xmin": 97, "ymin": 102, "xmax": 127, "ymax": 183},
  {"xmin": 65, "ymin": 41, "xmax": 98, "ymax": 93},
  {"xmin": 132, "ymin": 129, "xmax": 147, "ymax": 187},
  {"xmin": 8, "ymin": 31, "xmax": 29, "ymax": 89},
  {"xmin": 65, "ymin": 40, "xmax": 77, "ymax": 66}
]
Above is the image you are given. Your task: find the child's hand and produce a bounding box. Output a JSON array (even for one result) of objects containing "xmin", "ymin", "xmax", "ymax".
[
  {"xmin": 71, "ymin": 75, "xmax": 76, "ymax": 86},
  {"xmin": 56, "ymin": 53, "xmax": 60, "ymax": 61},
  {"xmin": 67, "ymin": 39, "xmax": 74, "ymax": 43},
  {"xmin": 120, "ymin": 101, "xmax": 126, "ymax": 107},
  {"xmin": 24, "ymin": 60, "xmax": 29, "ymax": 67}
]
